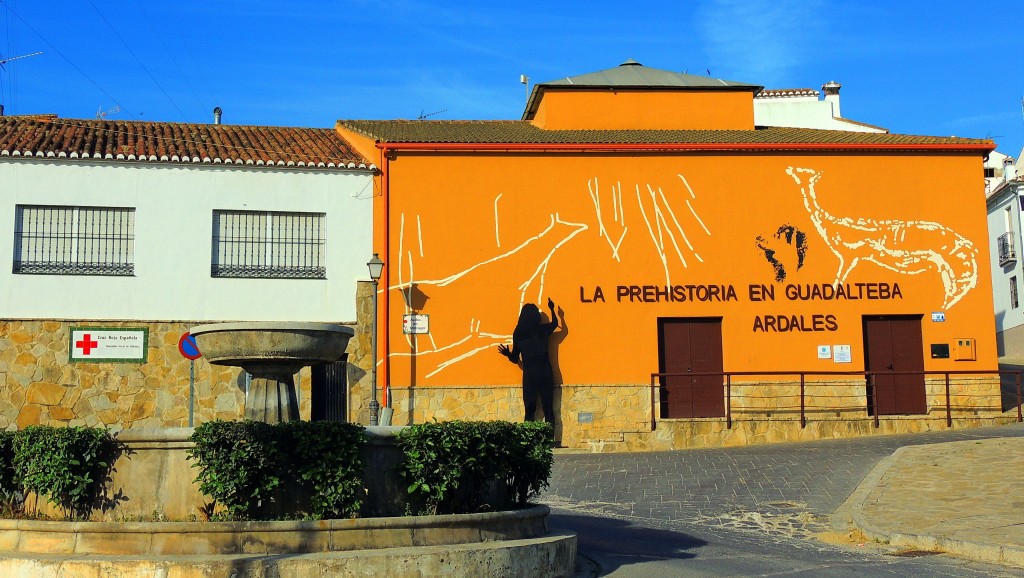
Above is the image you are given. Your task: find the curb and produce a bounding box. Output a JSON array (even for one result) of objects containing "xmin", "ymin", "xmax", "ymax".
[{"xmin": 844, "ymin": 445, "xmax": 1024, "ymax": 568}]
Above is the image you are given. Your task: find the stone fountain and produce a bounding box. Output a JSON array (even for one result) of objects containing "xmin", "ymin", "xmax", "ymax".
[
  {"xmin": 189, "ymin": 322, "xmax": 354, "ymax": 423},
  {"xmin": 0, "ymin": 321, "xmax": 576, "ymax": 576}
]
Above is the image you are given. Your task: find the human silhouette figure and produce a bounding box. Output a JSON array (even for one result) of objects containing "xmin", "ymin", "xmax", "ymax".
[{"xmin": 498, "ymin": 298, "xmax": 560, "ymax": 423}]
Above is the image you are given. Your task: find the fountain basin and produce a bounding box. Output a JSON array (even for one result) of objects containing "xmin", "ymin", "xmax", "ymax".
[
  {"xmin": 190, "ymin": 322, "xmax": 354, "ymax": 423},
  {"xmin": 189, "ymin": 322, "xmax": 353, "ymax": 370}
]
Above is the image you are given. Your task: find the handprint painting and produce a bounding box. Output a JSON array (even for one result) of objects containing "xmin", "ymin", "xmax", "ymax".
[{"xmin": 336, "ymin": 61, "xmax": 1002, "ymax": 446}]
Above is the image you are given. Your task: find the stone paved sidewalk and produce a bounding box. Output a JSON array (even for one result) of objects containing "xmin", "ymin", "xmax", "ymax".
[{"xmin": 846, "ymin": 436, "xmax": 1024, "ymax": 567}]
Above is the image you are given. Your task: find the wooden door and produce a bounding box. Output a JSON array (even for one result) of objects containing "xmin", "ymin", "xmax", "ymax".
[
  {"xmin": 659, "ymin": 318, "xmax": 724, "ymax": 418},
  {"xmin": 863, "ymin": 316, "xmax": 926, "ymax": 415}
]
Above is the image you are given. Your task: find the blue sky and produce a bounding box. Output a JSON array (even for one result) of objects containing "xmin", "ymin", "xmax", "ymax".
[{"xmin": 2, "ymin": 1, "xmax": 1022, "ymax": 157}]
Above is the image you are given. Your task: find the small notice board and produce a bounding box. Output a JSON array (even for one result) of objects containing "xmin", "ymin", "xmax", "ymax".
[
  {"xmin": 70, "ymin": 327, "xmax": 148, "ymax": 363},
  {"xmin": 403, "ymin": 314, "xmax": 429, "ymax": 334}
]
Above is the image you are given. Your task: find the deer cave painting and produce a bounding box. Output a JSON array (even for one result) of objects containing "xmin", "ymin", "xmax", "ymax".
[{"xmin": 786, "ymin": 167, "xmax": 978, "ymax": 309}]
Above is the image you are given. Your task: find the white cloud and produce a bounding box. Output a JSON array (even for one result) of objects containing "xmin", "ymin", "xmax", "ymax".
[{"xmin": 695, "ymin": 0, "xmax": 825, "ymax": 85}]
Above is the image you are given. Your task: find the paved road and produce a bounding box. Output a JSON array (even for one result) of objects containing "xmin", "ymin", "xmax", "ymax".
[{"xmin": 544, "ymin": 423, "xmax": 1024, "ymax": 577}]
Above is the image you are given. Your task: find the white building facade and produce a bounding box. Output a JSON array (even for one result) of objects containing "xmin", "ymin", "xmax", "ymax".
[
  {"xmin": 754, "ymin": 81, "xmax": 887, "ymax": 133},
  {"xmin": 0, "ymin": 117, "xmax": 375, "ymax": 430},
  {"xmin": 987, "ymin": 177, "xmax": 1024, "ymax": 357}
]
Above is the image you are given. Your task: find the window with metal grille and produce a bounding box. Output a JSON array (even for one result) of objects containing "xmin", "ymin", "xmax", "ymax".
[
  {"xmin": 1012, "ymin": 277, "xmax": 1019, "ymax": 310},
  {"xmin": 13, "ymin": 205, "xmax": 135, "ymax": 275},
  {"xmin": 211, "ymin": 210, "xmax": 326, "ymax": 279}
]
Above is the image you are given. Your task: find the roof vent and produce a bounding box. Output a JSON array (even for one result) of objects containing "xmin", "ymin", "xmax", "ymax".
[
  {"xmin": 620, "ymin": 59, "xmax": 642, "ymax": 67},
  {"xmin": 213, "ymin": 107, "xmax": 223, "ymax": 125}
]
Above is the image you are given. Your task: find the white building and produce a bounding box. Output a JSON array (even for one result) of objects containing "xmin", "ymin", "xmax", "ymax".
[
  {"xmin": 754, "ymin": 81, "xmax": 888, "ymax": 133},
  {"xmin": 0, "ymin": 115, "xmax": 374, "ymax": 322},
  {"xmin": 0, "ymin": 115, "xmax": 375, "ymax": 429},
  {"xmin": 984, "ymin": 150, "xmax": 1018, "ymax": 197},
  {"xmin": 987, "ymin": 173, "xmax": 1024, "ymax": 357}
]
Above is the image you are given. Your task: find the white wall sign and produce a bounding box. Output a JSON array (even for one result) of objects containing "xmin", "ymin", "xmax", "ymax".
[
  {"xmin": 833, "ymin": 344, "xmax": 852, "ymax": 363},
  {"xmin": 817, "ymin": 345, "xmax": 832, "ymax": 359},
  {"xmin": 931, "ymin": 312, "xmax": 946, "ymax": 322},
  {"xmin": 70, "ymin": 328, "xmax": 148, "ymax": 363},
  {"xmin": 403, "ymin": 314, "xmax": 429, "ymax": 334}
]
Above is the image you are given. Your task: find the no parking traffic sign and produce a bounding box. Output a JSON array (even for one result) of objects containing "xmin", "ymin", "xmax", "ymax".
[{"xmin": 178, "ymin": 332, "xmax": 202, "ymax": 360}]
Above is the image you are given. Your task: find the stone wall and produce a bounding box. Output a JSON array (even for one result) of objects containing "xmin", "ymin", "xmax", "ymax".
[
  {"xmin": 385, "ymin": 376, "xmax": 1010, "ymax": 450},
  {"xmin": 0, "ymin": 313, "xmax": 371, "ymax": 431},
  {"xmin": 0, "ymin": 291, "xmax": 1012, "ymax": 451}
]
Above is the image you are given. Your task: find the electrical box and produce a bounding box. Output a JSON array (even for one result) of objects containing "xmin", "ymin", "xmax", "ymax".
[
  {"xmin": 930, "ymin": 344, "xmax": 950, "ymax": 359},
  {"xmin": 953, "ymin": 338, "xmax": 976, "ymax": 361}
]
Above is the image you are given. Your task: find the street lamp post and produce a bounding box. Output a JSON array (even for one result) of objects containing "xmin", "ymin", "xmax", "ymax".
[{"xmin": 367, "ymin": 253, "xmax": 385, "ymax": 426}]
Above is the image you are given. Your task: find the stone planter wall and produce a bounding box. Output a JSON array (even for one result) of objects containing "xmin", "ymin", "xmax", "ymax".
[{"xmin": 25, "ymin": 426, "xmax": 421, "ymax": 521}]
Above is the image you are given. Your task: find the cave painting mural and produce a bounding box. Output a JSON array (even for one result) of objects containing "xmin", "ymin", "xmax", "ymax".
[
  {"xmin": 391, "ymin": 212, "xmax": 586, "ymax": 378},
  {"xmin": 588, "ymin": 174, "xmax": 711, "ymax": 285},
  {"xmin": 391, "ymin": 172, "xmax": 711, "ymax": 379},
  {"xmin": 786, "ymin": 167, "xmax": 978, "ymax": 309},
  {"xmin": 386, "ymin": 164, "xmax": 980, "ymax": 382},
  {"xmin": 756, "ymin": 224, "xmax": 809, "ymax": 282}
]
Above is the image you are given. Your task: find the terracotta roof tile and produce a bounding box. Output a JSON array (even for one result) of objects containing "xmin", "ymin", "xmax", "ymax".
[
  {"xmin": 337, "ymin": 120, "xmax": 992, "ymax": 150},
  {"xmin": 0, "ymin": 116, "xmax": 373, "ymax": 169},
  {"xmin": 756, "ymin": 88, "xmax": 820, "ymax": 98}
]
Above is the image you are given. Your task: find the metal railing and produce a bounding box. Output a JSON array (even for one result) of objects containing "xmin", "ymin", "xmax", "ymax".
[{"xmin": 649, "ymin": 370, "xmax": 1024, "ymax": 431}]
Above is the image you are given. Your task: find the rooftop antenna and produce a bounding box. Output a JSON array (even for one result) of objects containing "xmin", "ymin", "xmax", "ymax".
[
  {"xmin": 520, "ymin": 74, "xmax": 529, "ymax": 104},
  {"xmin": 416, "ymin": 108, "xmax": 446, "ymax": 120},
  {"xmin": 95, "ymin": 105, "xmax": 120, "ymax": 119},
  {"xmin": 0, "ymin": 51, "xmax": 42, "ymax": 116},
  {"xmin": 0, "ymin": 51, "xmax": 42, "ymax": 70}
]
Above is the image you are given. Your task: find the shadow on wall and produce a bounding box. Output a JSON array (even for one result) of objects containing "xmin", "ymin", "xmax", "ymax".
[{"xmin": 549, "ymin": 307, "xmax": 568, "ymax": 442}]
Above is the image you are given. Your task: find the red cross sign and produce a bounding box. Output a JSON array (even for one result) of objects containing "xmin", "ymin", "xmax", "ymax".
[{"xmin": 76, "ymin": 333, "xmax": 98, "ymax": 355}]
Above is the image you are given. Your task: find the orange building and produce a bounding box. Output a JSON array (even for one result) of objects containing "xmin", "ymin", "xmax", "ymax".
[{"xmin": 336, "ymin": 62, "xmax": 1008, "ymax": 450}]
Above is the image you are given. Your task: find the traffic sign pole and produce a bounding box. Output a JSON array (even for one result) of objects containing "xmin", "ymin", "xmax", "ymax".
[
  {"xmin": 178, "ymin": 333, "xmax": 203, "ymax": 427},
  {"xmin": 189, "ymin": 359, "xmax": 195, "ymax": 427}
]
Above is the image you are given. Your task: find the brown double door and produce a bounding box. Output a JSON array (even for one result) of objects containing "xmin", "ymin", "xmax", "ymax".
[
  {"xmin": 659, "ymin": 318, "xmax": 725, "ymax": 418},
  {"xmin": 863, "ymin": 316, "xmax": 926, "ymax": 415}
]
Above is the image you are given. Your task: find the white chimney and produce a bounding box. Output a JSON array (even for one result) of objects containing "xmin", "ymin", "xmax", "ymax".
[{"xmin": 822, "ymin": 81, "xmax": 841, "ymax": 119}]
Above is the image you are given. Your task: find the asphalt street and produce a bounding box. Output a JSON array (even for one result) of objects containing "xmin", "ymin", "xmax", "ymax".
[{"xmin": 544, "ymin": 423, "xmax": 1024, "ymax": 577}]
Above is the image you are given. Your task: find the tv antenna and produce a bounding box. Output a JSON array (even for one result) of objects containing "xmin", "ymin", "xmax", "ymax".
[
  {"xmin": 0, "ymin": 51, "xmax": 42, "ymax": 70},
  {"xmin": 520, "ymin": 74, "xmax": 529, "ymax": 103},
  {"xmin": 95, "ymin": 105, "xmax": 120, "ymax": 119},
  {"xmin": 417, "ymin": 108, "xmax": 446, "ymax": 120}
]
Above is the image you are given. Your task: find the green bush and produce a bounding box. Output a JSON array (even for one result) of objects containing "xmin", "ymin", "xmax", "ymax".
[
  {"xmin": 187, "ymin": 420, "xmax": 285, "ymax": 520},
  {"xmin": 282, "ymin": 421, "xmax": 367, "ymax": 519},
  {"xmin": 12, "ymin": 425, "xmax": 121, "ymax": 520},
  {"xmin": 503, "ymin": 421, "xmax": 554, "ymax": 506},
  {"xmin": 0, "ymin": 430, "xmax": 18, "ymax": 513},
  {"xmin": 188, "ymin": 420, "xmax": 367, "ymax": 520},
  {"xmin": 397, "ymin": 420, "xmax": 553, "ymax": 515},
  {"xmin": 0, "ymin": 431, "xmax": 17, "ymax": 497}
]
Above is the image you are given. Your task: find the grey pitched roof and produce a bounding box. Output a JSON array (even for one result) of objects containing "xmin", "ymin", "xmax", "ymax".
[
  {"xmin": 542, "ymin": 59, "xmax": 760, "ymax": 90},
  {"xmin": 523, "ymin": 60, "xmax": 763, "ymax": 120}
]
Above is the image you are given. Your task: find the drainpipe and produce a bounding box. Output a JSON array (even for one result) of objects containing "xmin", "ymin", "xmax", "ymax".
[{"xmin": 378, "ymin": 145, "xmax": 393, "ymax": 412}]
